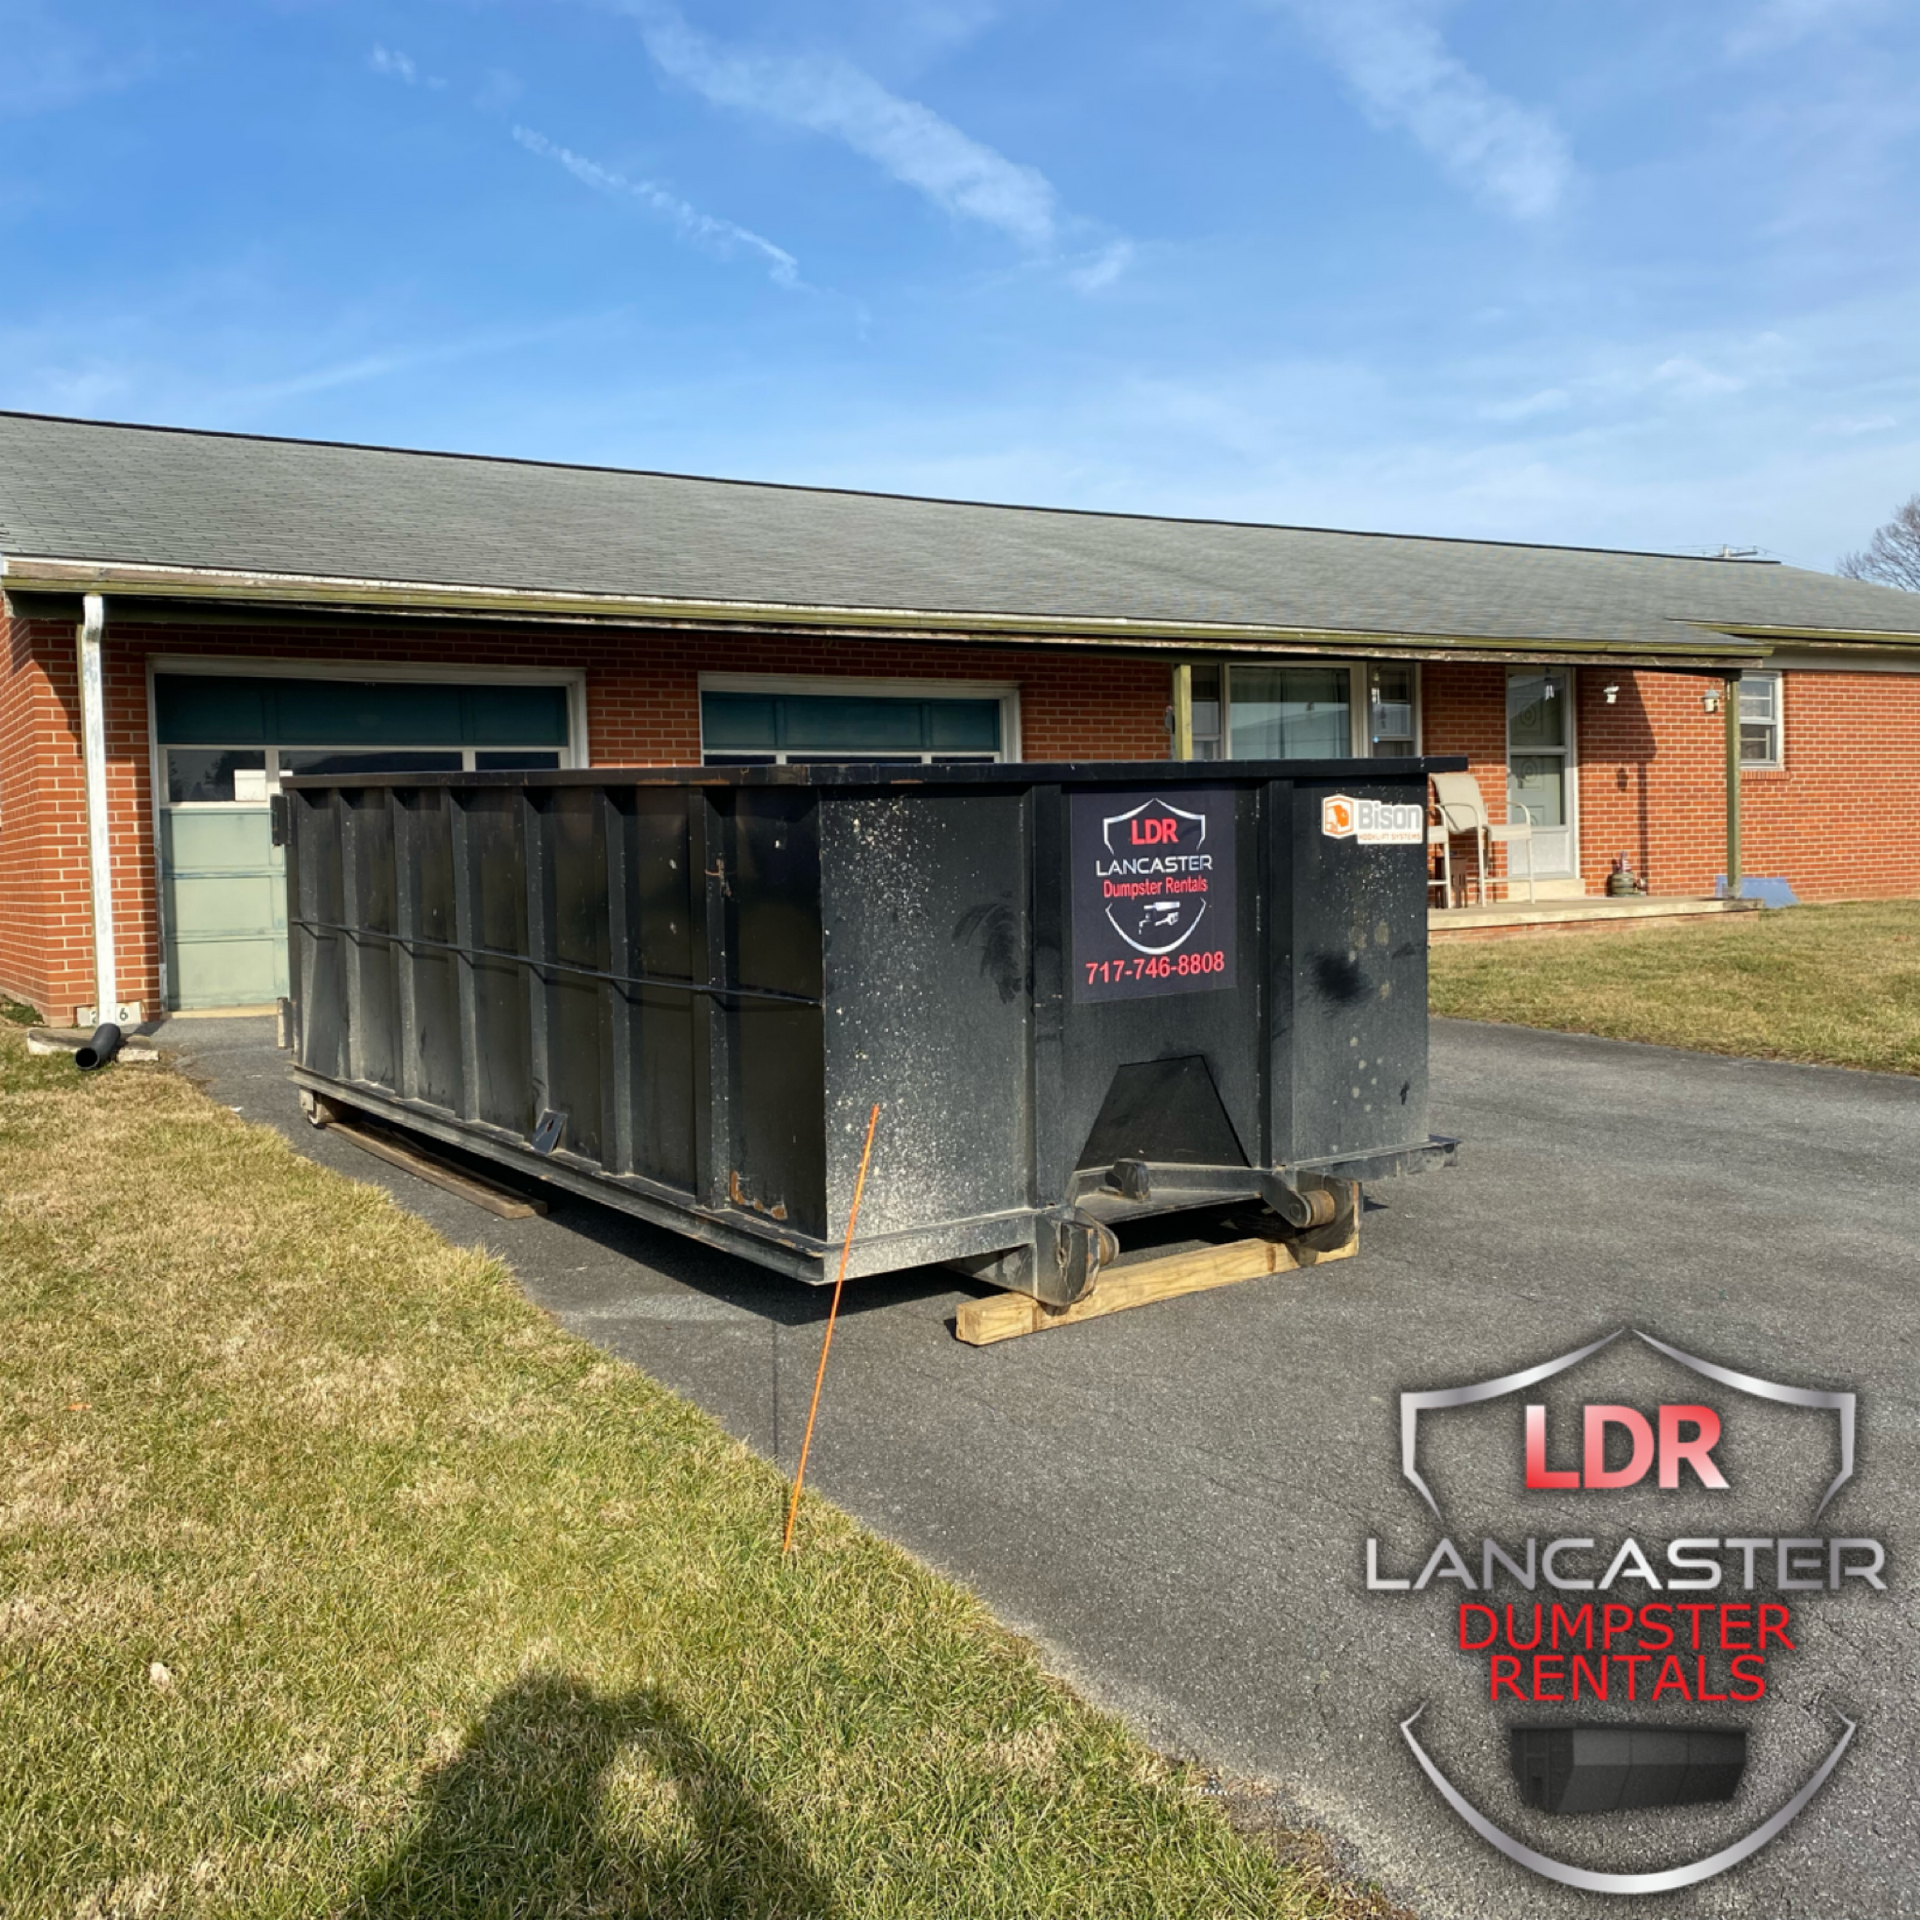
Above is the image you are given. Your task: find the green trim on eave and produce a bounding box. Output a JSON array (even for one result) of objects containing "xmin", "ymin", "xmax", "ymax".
[
  {"xmin": 0, "ymin": 553, "xmax": 1772, "ymax": 668},
  {"xmin": 1681, "ymin": 621, "xmax": 1920, "ymax": 648}
]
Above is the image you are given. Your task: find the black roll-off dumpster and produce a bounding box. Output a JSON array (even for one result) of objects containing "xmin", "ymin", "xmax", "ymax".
[{"xmin": 279, "ymin": 758, "xmax": 1459, "ymax": 1306}]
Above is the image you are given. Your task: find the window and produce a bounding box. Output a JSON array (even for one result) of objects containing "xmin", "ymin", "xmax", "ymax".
[
  {"xmin": 1188, "ymin": 664, "xmax": 1223, "ymax": 760},
  {"xmin": 1227, "ymin": 665, "xmax": 1350, "ymax": 759},
  {"xmin": 700, "ymin": 690, "xmax": 1004, "ymax": 764},
  {"xmin": 1367, "ymin": 664, "xmax": 1417, "ymax": 756},
  {"xmin": 1177, "ymin": 660, "xmax": 1398, "ymax": 760},
  {"xmin": 154, "ymin": 675, "xmax": 569, "ymax": 750},
  {"xmin": 165, "ymin": 749, "xmax": 267, "ymax": 804},
  {"xmin": 1739, "ymin": 673, "xmax": 1782, "ymax": 769},
  {"xmin": 155, "ymin": 674, "xmax": 575, "ymax": 804}
]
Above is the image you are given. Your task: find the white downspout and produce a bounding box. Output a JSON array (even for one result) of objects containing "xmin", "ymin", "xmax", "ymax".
[{"xmin": 77, "ymin": 592, "xmax": 126, "ymax": 1025}]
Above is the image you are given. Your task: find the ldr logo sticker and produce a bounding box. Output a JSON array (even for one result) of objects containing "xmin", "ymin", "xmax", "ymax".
[{"xmin": 1070, "ymin": 789, "xmax": 1237, "ymax": 1002}]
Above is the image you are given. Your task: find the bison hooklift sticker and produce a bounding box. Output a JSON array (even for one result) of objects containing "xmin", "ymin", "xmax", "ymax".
[
  {"xmin": 1070, "ymin": 790, "xmax": 1237, "ymax": 1002},
  {"xmin": 1323, "ymin": 791, "xmax": 1427, "ymax": 844}
]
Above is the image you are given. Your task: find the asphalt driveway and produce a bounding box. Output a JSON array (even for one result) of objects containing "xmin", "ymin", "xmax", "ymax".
[{"xmin": 159, "ymin": 1013, "xmax": 1920, "ymax": 1919}]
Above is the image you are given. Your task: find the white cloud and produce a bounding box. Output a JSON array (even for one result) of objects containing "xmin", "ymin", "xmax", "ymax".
[
  {"xmin": 1067, "ymin": 240, "xmax": 1135, "ymax": 294},
  {"xmin": 1276, "ymin": 0, "xmax": 1571, "ymax": 220},
  {"xmin": 369, "ymin": 44, "xmax": 448, "ymax": 91},
  {"xmin": 1647, "ymin": 354, "xmax": 1749, "ymax": 399},
  {"xmin": 512, "ymin": 125, "xmax": 801, "ymax": 287},
  {"xmin": 1, "ymin": 0, "xmax": 142, "ymax": 117},
  {"xmin": 1483, "ymin": 387, "xmax": 1570, "ymax": 422},
  {"xmin": 369, "ymin": 45, "xmax": 418, "ymax": 85},
  {"xmin": 1727, "ymin": 0, "xmax": 1889, "ymax": 58},
  {"xmin": 624, "ymin": 3, "xmax": 1060, "ymax": 251}
]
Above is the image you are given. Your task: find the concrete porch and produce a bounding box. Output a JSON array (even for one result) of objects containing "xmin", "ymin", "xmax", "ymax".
[{"xmin": 1428, "ymin": 895, "xmax": 1767, "ymax": 941}]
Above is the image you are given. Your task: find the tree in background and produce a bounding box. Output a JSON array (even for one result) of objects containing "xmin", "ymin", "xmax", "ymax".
[{"xmin": 1838, "ymin": 496, "xmax": 1920, "ymax": 590}]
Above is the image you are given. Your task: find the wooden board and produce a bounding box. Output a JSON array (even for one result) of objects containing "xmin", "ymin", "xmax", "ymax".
[
  {"xmin": 324, "ymin": 1117, "xmax": 550, "ymax": 1220},
  {"xmin": 953, "ymin": 1221, "xmax": 1358, "ymax": 1346}
]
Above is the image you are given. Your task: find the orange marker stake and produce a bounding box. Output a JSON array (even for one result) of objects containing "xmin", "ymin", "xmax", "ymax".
[{"xmin": 782, "ymin": 1103, "xmax": 881, "ymax": 1556}]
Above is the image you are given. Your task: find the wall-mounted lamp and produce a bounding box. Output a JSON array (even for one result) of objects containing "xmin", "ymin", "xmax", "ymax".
[
  {"xmin": 1603, "ymin": 683, "xmax": 1620, "ymax": 705},
  {"xmin": 1702, "ymin": 690, "xmax": 1722, "ymax": 714}
]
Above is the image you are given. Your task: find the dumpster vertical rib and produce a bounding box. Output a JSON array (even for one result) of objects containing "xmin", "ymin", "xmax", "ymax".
[
  {"xmin": 1027, "ymin": 782, "xmax": 1067, "ymax": 1207},
  {"xmin": 1266, "ymin": 776, "xmax": 1300, "ymax": 1167},
  {"xmin": 449, "ymin": 791, "xmax": 482, "ymax": 1124},
  {"xmin": 601, "ymin": 788, "xmax": 637, "ymax": 1176},
  {"xmin": 522, "ymin": 789, "xmax": 556, "ymax": 1128},
  {"xmin": 340, "ymin": 787, "xmax": 366, "ymax": 1086},
  {"xmin": 688, "ymin": 787, "xmax": 729, "ymax": 1209},
  {"xmin": 1256, "ymin": 776, "xmax": 1282, "ymax": 1169},
  {"xmin": 392, "ymin": 787, "xmax": 421, "ymax": 1104},
  {"xmin": 286, "ymin": 791, "xmax": 306, "ymax": 1060}
]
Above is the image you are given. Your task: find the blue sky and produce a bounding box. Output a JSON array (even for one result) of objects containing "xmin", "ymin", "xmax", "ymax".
[{"xmin": 4, "ymin": 0, "xmax": 1919, "ymax": 569}]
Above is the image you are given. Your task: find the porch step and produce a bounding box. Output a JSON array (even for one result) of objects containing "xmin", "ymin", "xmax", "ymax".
[{"xmin": 1429, "ymin": 896, "xmax": 1766, "ymax": 940}]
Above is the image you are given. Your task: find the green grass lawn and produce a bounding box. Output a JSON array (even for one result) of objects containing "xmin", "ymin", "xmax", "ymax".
[
  {"xmin": 0, "ymin": 1028, "xmax": 1390, "ymax": 1920},
  {"xmin": 1429, "ymin": 899, "xmax": 1920, "ymax": 1075}
]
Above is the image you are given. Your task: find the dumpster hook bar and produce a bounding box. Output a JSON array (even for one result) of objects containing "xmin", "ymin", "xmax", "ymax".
[{"xmin": 286, "ymin": 917, "xmax": 825, "ymax": 1008}]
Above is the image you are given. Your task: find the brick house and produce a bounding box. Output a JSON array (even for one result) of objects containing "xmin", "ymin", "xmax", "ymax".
[{"xmin": 5, "ymin": 410, "xmax": 1920, "ymax": 1024}]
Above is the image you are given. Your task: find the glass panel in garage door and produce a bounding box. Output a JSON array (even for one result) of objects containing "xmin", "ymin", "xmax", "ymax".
[{"xmin": 160, "ymin": 807, "xmax": 288, "ymax": 1010}]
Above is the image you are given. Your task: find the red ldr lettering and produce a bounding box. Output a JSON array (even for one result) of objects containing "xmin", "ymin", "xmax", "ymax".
[
  {"xmin": 1130, "ymin": 816, "xmax": 1179, "ymax": 845},
  {"xmin": 1525, "ymin": 1403, "xmax": 1728, "ymax": 1490}
]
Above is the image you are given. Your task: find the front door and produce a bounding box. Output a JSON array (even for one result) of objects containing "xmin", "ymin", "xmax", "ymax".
[{"xmin": 1506, "ymin": 667, "xmax": 1577, "ymax": 878}]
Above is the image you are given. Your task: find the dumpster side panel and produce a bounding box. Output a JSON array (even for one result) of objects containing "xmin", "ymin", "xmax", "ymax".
[
  {"xmin": 818, "ymin": 788, "xmax": 1031, "ymax": 1243},
  {"xmin": 1280, "ymin": 775, "xmax": 1431, "ymax": 1165},
  {"xmin": 281, "ymin": 757, "xmax": 1453, "ymax": 1285},
  {"xmin": 723, "ymin": 789, "xmax": 826, "ymax": 1237}
]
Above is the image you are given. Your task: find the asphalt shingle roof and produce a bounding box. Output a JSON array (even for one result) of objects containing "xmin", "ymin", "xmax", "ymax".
[{"xmin": 4, "ymin": 410, "xmax": 1919, "ymax": 651}]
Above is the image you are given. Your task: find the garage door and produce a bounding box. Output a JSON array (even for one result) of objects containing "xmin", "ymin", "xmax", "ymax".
[{"xmin": 155, "ymin": 674, "xmax": 572, "ymax": 1011}]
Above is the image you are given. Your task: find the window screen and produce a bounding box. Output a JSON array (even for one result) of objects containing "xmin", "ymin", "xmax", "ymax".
[
  {"xmin": 155, "ymin": 676, "xmax": 569, "ymax": 747},
  {"xmin": 701, "ymin": 691, "xmax": 1002, "ymax": 763},
  {"xmin": 1739, "ymin": 674, "xmax": 1781, "ymax": 768},
  {"xmin": 1227, "ymin": 666, "xmax": 1350, "ymax": 759}
]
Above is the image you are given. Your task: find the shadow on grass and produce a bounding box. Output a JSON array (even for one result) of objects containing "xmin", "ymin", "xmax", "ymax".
[{"xmin": 346, "ymin": 1673, "xmax": 835, "ymax": 1919}]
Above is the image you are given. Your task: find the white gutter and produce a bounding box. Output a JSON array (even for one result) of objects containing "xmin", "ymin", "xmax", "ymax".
[{"xmin": 76, "ymin": 592, "xmax": 132, "ymax": 1027}]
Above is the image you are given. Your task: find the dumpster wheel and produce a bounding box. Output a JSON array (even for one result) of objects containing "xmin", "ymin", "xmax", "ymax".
[{"xmin": 953, "ymin": 1179, "xmax": 1359, "ymax": 1346}]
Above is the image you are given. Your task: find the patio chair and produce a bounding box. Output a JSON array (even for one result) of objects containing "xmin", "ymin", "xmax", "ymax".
[
  {"xmin": 1430, "ymin": 770, "xmax": 1535, "ymax": 904},
  {"xmin": 1428, "ymin": 822, "xmax": 1454, "ymax": 908}
]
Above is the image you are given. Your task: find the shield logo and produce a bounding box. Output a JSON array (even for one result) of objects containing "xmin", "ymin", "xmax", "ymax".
[{"xmin": 1101, "ymin": 797, "xmax": 1210, "ymax": 955}]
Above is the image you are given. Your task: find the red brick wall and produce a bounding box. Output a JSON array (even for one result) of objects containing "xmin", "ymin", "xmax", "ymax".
[
  {"xmin": 0, "ymin": 610, "xmax": 96, "ymax": 1018},
  {"xmin": 0, "ymin": 609, "xmax": 1172, "ymax": 1019},
  {"xmin": 1580, "ymin": 667, "xmax": 1920, "ymax": 902},
  {"xmin": 1427, "ymin": 659, "xmax": 1920, "ymax": 903}
]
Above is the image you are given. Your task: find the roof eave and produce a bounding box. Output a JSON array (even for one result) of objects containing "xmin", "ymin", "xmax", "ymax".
[
  {"xmin": 0, "ymin": 552, "xmax": 1770, "ymax": 669},
  {"xmin": 1679, "ymin": 619, "xmax": 1920, "ymax": 650}
]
